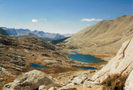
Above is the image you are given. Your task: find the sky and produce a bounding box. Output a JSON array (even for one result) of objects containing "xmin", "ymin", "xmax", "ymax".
[{"xmin": 0, "ymin": 0, "xmax": 133, "ymax": 34}]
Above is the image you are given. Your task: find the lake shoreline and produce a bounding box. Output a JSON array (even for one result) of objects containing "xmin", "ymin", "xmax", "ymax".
[
  {"xmin": 67, "ymin": 49, "xmax": 114, "ymax": 61},
  {"xmin": 28, "ymin": 51, "xmax": 107, "ymax": 70},
  {"xmin": 68, "ymin": 51, "xmax": 106, "ymax": 63},
  {"xmin": 27, "ymin": 51, "xmax": 107, "ymax": 70}
]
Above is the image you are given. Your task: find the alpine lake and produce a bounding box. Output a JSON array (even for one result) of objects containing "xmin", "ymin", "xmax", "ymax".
[{"xmin": 29, "ymin": 52, "xmax": 105, "ymax": 70}]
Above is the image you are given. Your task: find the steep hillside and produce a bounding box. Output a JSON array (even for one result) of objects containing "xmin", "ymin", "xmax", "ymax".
[
  {"xmin": 58, "ymin": 14, "xmax": 133, "ymax": 61},
  {"xmin": 0, "ymin": 28, "xmax": 9, "ymax": 36},
  {"xmin": 2, "ymin": 27, "xmax": 65, "ymax": 41}
]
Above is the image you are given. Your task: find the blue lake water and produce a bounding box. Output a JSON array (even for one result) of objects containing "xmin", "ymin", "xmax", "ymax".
[
  {"xmin": 68, "ymin": 52, "xmax": 106, "ymax": 70},
  {"xmin": 29, "ymin": 52, "xmax": 105, "ymax": 70},
  {"xmin": 29, "ymin": 64, "xmax": 47, "ymax": 69},
  {"xmin": 68, "ymin": 52, "xmax": 105, "ymax": 63}
]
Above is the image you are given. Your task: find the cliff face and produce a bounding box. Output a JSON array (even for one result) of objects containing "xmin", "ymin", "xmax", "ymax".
[
  {"xmin": 91, "ymin": 38, "xmax": 133, "ymax": 89},
  {"xmin": 58, "ymin": 14, "xmax": 133, "ymax": 60}
]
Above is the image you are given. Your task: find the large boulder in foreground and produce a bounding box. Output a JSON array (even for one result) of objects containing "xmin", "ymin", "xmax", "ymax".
[
  {"xmin": 91, "ymin": 38, "xmax": 133, "ymax": 89},
  {"xmin": 3, "ymin": 70, "xmax": 55, "ymax": 90}
]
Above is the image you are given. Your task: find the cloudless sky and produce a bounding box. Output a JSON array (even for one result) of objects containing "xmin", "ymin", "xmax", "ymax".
[{"xmin": 0, "ymin": 0, "xmax": 133, "ymax": 34}]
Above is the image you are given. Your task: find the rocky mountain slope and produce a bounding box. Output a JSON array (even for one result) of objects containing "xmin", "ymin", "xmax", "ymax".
[
  {"xmin": 57, "ymin": 14, "xmax": 133, "ymax": 61},
  {"xmin": 0, "ymin": 27, "xmax": 9, "ymax": 36},
  {"xmin": 2, "ymin": 27, "xmax": 65, "ymax": 41}
]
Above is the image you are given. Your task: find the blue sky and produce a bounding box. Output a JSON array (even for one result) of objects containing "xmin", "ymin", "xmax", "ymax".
[{"xmin": 0, "ymin": 0, "xmax": 133, "ymax": 34}]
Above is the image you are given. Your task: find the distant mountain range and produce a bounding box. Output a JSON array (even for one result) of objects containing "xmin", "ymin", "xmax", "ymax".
[
  {"xmin": 1, "ymin": 27, "xmax": 71, "ymax": 41},
  {"xmin": 61, "ymin": 33, "xmax": 73, "ymax": 37},
  {"xmin": 0, "ymin": 28, "xmax": 9, "ymax": 36}
]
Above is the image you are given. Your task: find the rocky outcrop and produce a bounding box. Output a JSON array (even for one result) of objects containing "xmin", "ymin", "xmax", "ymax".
[
  {"xmin": 125, "ymin": 69, "xmax": 133, "ymax": 90},
  {"xmin": 50, "ymin": 70, "xmax": 97, "ymax": 90},
  {"xmin": 91, "ymin": 38, "xmax": 133, "ymax": 89},
  {"xmin": 3, "ymin": 70, "xmax": 55, "ymax": 90}
]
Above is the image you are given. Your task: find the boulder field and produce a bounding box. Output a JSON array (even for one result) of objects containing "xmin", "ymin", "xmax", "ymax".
[{"xmin": 3, "ymin": 70, "xmax": 97, "ymax": 90}]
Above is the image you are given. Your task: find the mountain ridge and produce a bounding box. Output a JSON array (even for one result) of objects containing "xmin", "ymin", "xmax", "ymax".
[
  {"xmin": 57, "ymin": 14, "xmax": 133, "ymax": 61},
  {"xmin": 1, "ymin": 27, "xmax": 65, "ymax": 41},
  {"xmin": 0, "ymin": 28, "xmax": 9, "ymax": 36}
]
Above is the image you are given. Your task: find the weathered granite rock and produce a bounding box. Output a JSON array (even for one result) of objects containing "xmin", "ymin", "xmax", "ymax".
[
  {"xmin": 58, "ymin": 87, "xmax": 77, "ymax": 90},
  {"xmin": 124, "ymin": 69, "xmax": 133, "ymax": 90},
  {"xmin": 91, "ymin": 38, "xmax": 133, "ymax": 89},
  {"xmin": 66, "ymin": 83, "xmax": 75, "ymax": 86},
  {"xmin": 83, "ymin": 80, "xmax": 99, "ymax": 88},
  {"xmin": 39, "ymin": 85, "xmax": 46, "ymax": 90},
  {"xmin": 3, "ymin": 70, "xmax": 55, "ymax": 90},
  {"xmin": 48, "ymin": 87, "xmax": 57, "ymax": 90},
  {"xmin": 72, "ymin": 76, "xmax": 86, "ymax": 85}
]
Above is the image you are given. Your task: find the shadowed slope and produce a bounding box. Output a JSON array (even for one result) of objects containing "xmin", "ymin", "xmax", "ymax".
[{"xmin": 0, "ymin": 28, "xmax": 9, "ymax": 36}]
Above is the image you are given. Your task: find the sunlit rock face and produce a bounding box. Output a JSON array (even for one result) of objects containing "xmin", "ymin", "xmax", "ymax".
[
  {"xmin": 91, "ymin": 38, "xmax": 133, "ymax": 89},
  {"xmin": 3, "ymin": 70, "xmax": 55, "ymax": 90}
]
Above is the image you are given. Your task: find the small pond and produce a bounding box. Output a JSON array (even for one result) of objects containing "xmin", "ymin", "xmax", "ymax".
[{"xmin": 29, "ymin": 64, "xmax": 47, "ymax": 69}]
